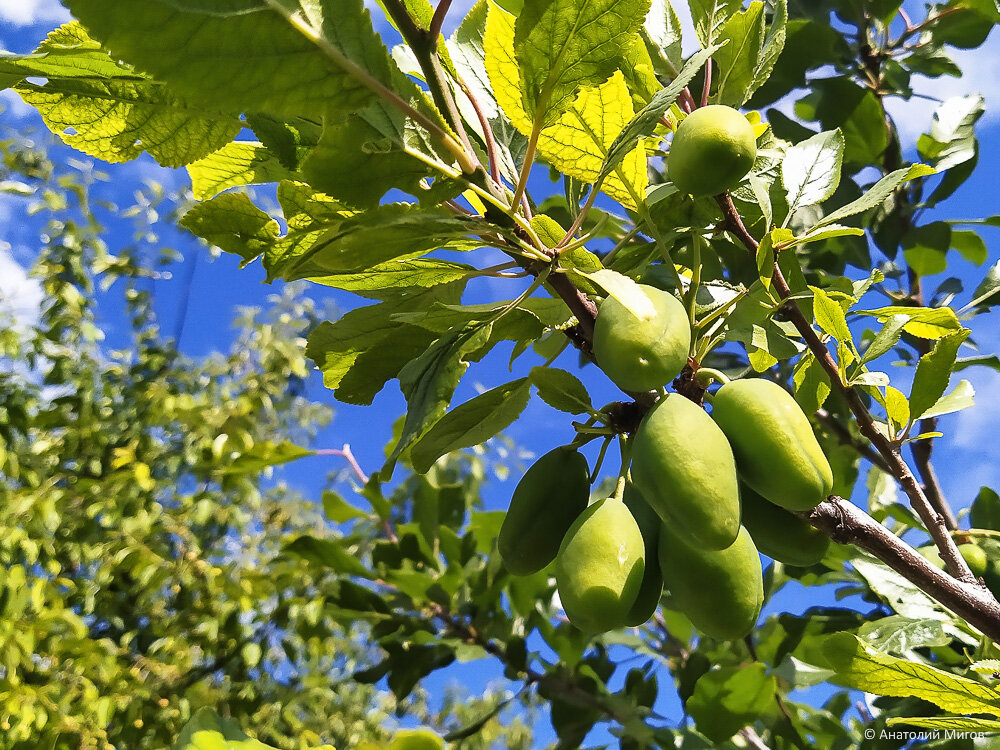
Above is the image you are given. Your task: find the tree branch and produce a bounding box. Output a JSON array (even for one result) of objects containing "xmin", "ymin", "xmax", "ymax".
[
  {"xmin": 803, "ymin": 497, "xmax": 1000, "ymax": 640},
  {"xmin": 714, "ymin": 193, "xmax": 976, "ymax": 585}
]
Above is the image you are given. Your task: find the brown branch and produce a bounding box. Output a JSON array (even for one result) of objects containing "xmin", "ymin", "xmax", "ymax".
[
  {"xmin": 701, "ymin": 57, "xmax": 712, "ymax": 108},
  {"xmin": 814, "ymin": 408, "xmax": 893, "ymax": 474},
  {"xmin": 803, "ymin": 497, "xmax": 1000, "ymax": 640},
  {"xmin": 714, "ymin": 192, "xmax": 976, "ymax": 586},
  {"xmin": 428, "ymin": 0, "xmax": 453, "ymax": 41}
]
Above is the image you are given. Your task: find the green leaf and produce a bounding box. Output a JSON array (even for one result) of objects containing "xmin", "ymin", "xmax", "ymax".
[
  {"xmin": 859, "ymin": 314, "xmax": 909, "ymax": 366},
  {"xmin": 265, "ymin": 200, "xmax": 483, "ymax": 281},
  {"xmin": 783, "ymin": 129, "xmax": 844, "ymax": 218},
  {"xmin": 909, "ymin": 329, "xmax": 971, "ymax": 420},
  {"xmin": 511, "ymin": 0, "xmax": 650, "ymax": 128},
  {"xmin": 285, "ymin": 535, "xmax": 375, "ymax": 579},
  {"xmin": 643, "ymin": 0, "xmax": 684, "ymax": 73},
  {"xmin": 790, "ymin": 224, "xmax": 865, "ymax": 248},
  {"xmin": 903, "ymin": 222, "xmax": 951, "ymax": 277},
  {"xmin": 409, "ymin": 378, "xmax": 531, "ymax": 474},
  {"xmin": 792, "ymin": 351, "xmax": 831, "ymax": 414},
  {"xmin": 218, "ymin": 441, "xmax": 314, "ymax": 475},
  {"xmin": 710, "ymin": 1, "xmax": 765, "ymax": 107},
  {"xmin": 952, "ymin": 229, "xmax": 989, "ymax": 265},
  {"xmin": 816, "ymin": 164, "xmax": 937, "ymax": 230},
  {"xmin": 822, "ymin": 632, "xmax": 1000, "ymax": 715},
  {"xmin": 747, "ymin": 0, "xmax": 787, "ymax": 102},
  {"xmin": 920, "ymin": 379, "xmax": 975, "ymax": 420},
  {"xmin": 756, "ymin": 230, "xmax": 775, "ymax": 289},
  {"xmin": 573, "ymin": 268, "xmax": 659, "ymax": 320},
  {"xmin": 886, "ymin": 716, "xmax": 1000, "ymax": 732},
  {"xmin": 385, "ymin": 324, "xmax": 495, "ymax": 476},
  {"xmin": 64, "ymin": 0, "xmax": 398, "ymax": 120},
  {"xmin": 689, "ymin": 0, "xmax": 743, "ymax": 47},
  {"xmin": 187, "ymin": 142, "xmax": 294, "ymax": 201},
  {"xmin": 687, "ymin": 664, "xmax": 777, "ymax": 743},
  {"xmin": 322, "ymin": 491, "xmax": 368, "ymax": 523},
  {"xmin": 918, "ymin": 94, "xmax": 984, "ymax": 172},
  {"xmin": 308, "ymin": 259, "xmax": 477, "ymax": 300},
  {"xmin": 856, "ymin": 305, "xmax": 962, "ymax": 339},
  {"xmin": 601, "ymin": 45, "xmax": 719, "ymax": 181},
  {"xmin": 15, "ymin": 24, "xmax": 241, "ymax": 168},
  {"xmin": 530, "ymin": 367, "xmax": 593, "ymax": 414},
  {"xmin": 971, "ymin": 487, "xmax": 1000, "ymax": 531},
  {"xmin": 851, "ymin": 558, "xmax": 945, "ymax": 621},
  {"xmin": 811, "ymin": 286, "xmax": 853, "ymax": 351},
  {"xmin": 884, "ymin": 386, "xmax": 910, "ymax": 433},
  {"xmin": 173, "ymin": 708, "xmax": 277, "ymax": 750},
  {"xmin": 857, "ymin": 616, "xmax": 950, "ymax": 655},
  {"xmin": 179, "ymin": 193, "xmax": 280, "ymax": 265},
  {"xmin": 794, "ymin": 78, "xmax": 887, "ymax": 166}
]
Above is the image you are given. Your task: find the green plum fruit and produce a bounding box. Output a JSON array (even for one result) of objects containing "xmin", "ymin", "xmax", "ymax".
[
  {"xmin": 740, "ymin": 484, "xmax": 830, "ymax": 567},
  {"xmin": 658, "ymin": 522, "xmax": 763, "ymax": 640},
  {"xmin": 711, "ymin": 378, "xmax": 833, "ymax": 511},
  {"xmin": 592, "ymin": 284, "xmax": 691, "ymax": 393},
  {"xmin": 631, "ymin": 394, "xmax": 741, "ymax": 550},
  {"xmin": 387, "ymin": 729, "xmax": 444, "ymax": 750},
  {"xmin": 667, "ymin": 105, "xmax": 757, "ymax": 197},
  {"xmin": 555, "ymin": 496, "xmax": 645, "ymax": 633},
  {"xmin": 623, "ymin": 484, "xmax": 664, "ymax": 626},
  {"xmin": 498, "ymin": 446, "xmax": 590, "ymax": 576}
]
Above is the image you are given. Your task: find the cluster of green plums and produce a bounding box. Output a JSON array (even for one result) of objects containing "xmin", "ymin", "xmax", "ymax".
[{"xmin": 498, "ymin": 279, "xmax": 835, "ymax": 640}]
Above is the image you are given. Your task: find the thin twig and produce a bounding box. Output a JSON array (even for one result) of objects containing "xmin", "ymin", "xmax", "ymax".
[
  {"xmin": 458, "ymin": 78, "xmax": 503, "ymax": 185},
  {"xmin": 701, "ymin": 57, "xmax": 712, "ymax": 108},
  {"xmin": 316, "ymin": 444, "xmax": 369, "ymax": 484},
  {"xmin": 428, "ymin": 0, "xmax": 454, "ymax": 41}
]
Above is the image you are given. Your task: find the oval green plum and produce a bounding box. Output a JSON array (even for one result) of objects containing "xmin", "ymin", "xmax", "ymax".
[
  {"xmin": 498, "ymin": 446, "xmax": 590, "ymax": 576},
  {"xmin": 711, "ymin": 378, "xmax": 833, "ymax": 512},
  {"xmin": 631, "ymin": 394, "xmax": 741, "ymax": 550},
  {"xmin": 592, "ymin": 284, "xmax": 691, "ymax": 393},
  {"xmin": 623, "ymin": 484, "xmax": 664, "ymax": 626},
  {"xmin": 667, "ymin": 105, "xmax": 757, "ymax": 197},
  {"xmin": 658, "ymin": 522, "xmax": 763, "ymax": 640},
  {"xmin": 555, "ymin": 496, "xmax": 645, "ymax": 633},
  {"xmin": 740, "ymin": 484, "xmax": 830, "ymax": 567}
]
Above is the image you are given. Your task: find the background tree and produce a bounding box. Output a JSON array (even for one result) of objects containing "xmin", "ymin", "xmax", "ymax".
[
  {"xmin": 0, "ymin": 128, "xmax": 535, "ymax": 750},
  {"xmin": 5, "ymin": 0, "xmax": 1000, "ymax": 747}
]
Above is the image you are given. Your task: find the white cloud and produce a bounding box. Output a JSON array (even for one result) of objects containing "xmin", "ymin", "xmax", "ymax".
[
  {"xmin": 0, "ymin": 0, "xmax": 69, "ymax": 27},
  {"xmin": 0, "ymin": 246, "xmax": 42, "ymax": 329}
]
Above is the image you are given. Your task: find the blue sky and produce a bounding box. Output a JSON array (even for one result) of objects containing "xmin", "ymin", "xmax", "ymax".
[{"xmin": 2, "ymin": 1, "xmax": 1000, "ymax": 744}]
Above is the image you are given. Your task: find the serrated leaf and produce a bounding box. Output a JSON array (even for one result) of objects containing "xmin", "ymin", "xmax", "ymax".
[
  {"xmin": 918, "ymin": 94, "xmax": 984, "ymax": 172},
  {"xmin": 811, "ymin": 286, "xmax": 853, "ymax": 350},
  {"xmin": 410, "ymin": 378, "xmax": 531, "ymax": 473},
  {"xmin": 65, "ymin": 0, "xmax": 399, "ymax": 120},
  {"xmin": 884, "ymin": 386, "xmax": 910, "ymax": 433},
  {"xmin": 822, "ymin": 632, "xmax": 1000, "ymax": 715},
  {"xmin": 910, "ymin": 329, "xmax": 971, "ymax": 420},
  {"xmin": 486, "ymin": 11, "xmax": 647, "ymax": 207},
  {"xmin": 530, "ymin": 366, "xmax": 593, "ymax": 414},
  {"xmin": 852, "ymin": 558, "xmax": 943, "ymax": 621},
  {"xmin": 815, "ymin": 164, "xmax": 937, "ymax": 229},
  {"xmin": 857, "ymin": 306, "xmax": 962, "ymax": 339},
  {"xmin": 179, "ymin": 192, "xmax": 280, "ymax": 264},
  {"xmin": 790, "ymin": 224, "xmax": 865, "ymax": 247},
  {"xmin": 308, "ymin": 259, "xmax": 477, "ymax": 300},
  {"xmin": 782, "ymin": 129, "xmax": 844, "ymax": 217},
  {"xmin": 601, "ymin": 45, "xmax": 719, "ymax": 182},
  {"xmin": 690, "ymin": 0, "xmax": 743, "ymax": 46},
  {"xmin": 385, "ymin": 324, "xmax": 495, "ymax": 476},
  {"xmin": 510, "ymin": 0, "xmax": 650, "ymax": 128},
  {"xmin": 643, "ymin": 0, "xmax": 683, "ymax": 72},
  {"xmin": 886, "ymin": 716, "xmax": 1000, "ymax": 732},
  {"xmin": 188, "ymin": 142, "xmax": 294, "ymax": 201},
  {"xmin": 857, "ymin": 616, "xmax": 950, "ymax": 655},
  {"xmin": 746, "ymin": 0, "xmax": 786, "ymax": 101},
  {"xmin": 15, "ymin": 23, "xmax": 242, "ymax": 168},
  {"xmin": 919, "ymin": 379, "xmax": 975, "ymax": 420},
  {"xmin": 710, "ymin": 1, "xmax": 765, "ymax": 107},
  {"xmin": 860, "ymin": 314, "xmax": 909, "ymax": 365},
  {"xmin": 971, "ymin": 660, "xmax": 1000, "ymax": 675}
]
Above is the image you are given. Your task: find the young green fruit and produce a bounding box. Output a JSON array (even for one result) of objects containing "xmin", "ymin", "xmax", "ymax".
[
  {"xmin": 658, "ymin": 522, "xmax": 763, "ymax": 640},
  {"xmin": 498, "ymin": 447, "xmax": 590, "ymax": 576},
  {"xmin": 623, "ymin": 484, "xmax": 664, "ymax": 626},
  {"xmin": 667, "ymin": 105, "xmax": 757, "ymax": 197},
  {"xmin": 919, "ymin": 542, "xmax": 989, "ymax": 579},
  {"xmin": 555, "ymin": 496, "xmax": 645, "ymax": 633},
  {"xmin": 387, "ymin": 729, "xmax": 445, "ymax": 750},
  {"xmin": 711, "ymin": 378, "xmax": 833, "ymax": 511},
  {"xmin": 740, "ymin": 484, "xmax": 830, "ymax": 567},
  {"xmin": 631, "ymin": 394, "xmax": 741, "ymax": 550},
  {"xmin": 592, "ymin": 284, "xmax": 691, "ymax": 393}
]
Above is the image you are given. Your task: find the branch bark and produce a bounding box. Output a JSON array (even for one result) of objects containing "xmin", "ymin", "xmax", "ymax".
[{"xmin": 803, "ymin": 497, "xmax": 1000, "ymax": 640}]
